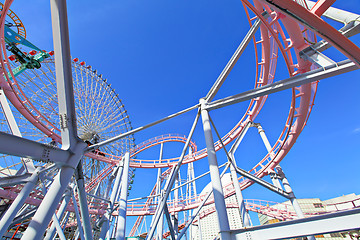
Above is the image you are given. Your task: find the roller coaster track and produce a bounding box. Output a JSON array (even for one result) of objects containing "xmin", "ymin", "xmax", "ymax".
[{"xmin": 0, "ymin": 0, "xmax": 359, "ymax": 238}]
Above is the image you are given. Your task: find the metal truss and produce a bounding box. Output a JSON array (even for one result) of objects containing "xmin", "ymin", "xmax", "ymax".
[{"xmin": 0, "ymin": 0, "xmax": 359, "ymax": 239}]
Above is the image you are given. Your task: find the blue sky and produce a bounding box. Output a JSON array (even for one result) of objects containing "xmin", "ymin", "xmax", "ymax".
[{"xmin": 10, "ymin": 0, "xmax": 360, "ymax": 234}]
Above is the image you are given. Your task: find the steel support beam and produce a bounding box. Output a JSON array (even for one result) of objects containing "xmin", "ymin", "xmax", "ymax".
[
  {"xmin": 300, "ymin": 46, "xmax": 336, "ymax": 68},
  {"xmin": 205, "ymin": 18, "xmax": 262, "ymax": 102},
  {"xmin": 0, "ymin": 169, "xmax": 40, "ymax": 237},
  {"xmin": 205, "ymin": 60, "xmax": 358, "ymax": 111},
  {"xmin": 44, "ymin": 189, "xmax": 72, "ymax": 240},
  {"xmin": 9, "ymin": 208, "xmax": 37, "ymax": 229},
  {"xmin": 164, "ymin": 204, "xmax": 176, "ymax": 240},
  {"xmin": 208, "ymin": 116, "xmax": 290, "ymax": 201},
  {"xmin": 259, "ymin": 0, "xmax": 360, "ymax": 66},
  {"xmin": 88, "ymin": 104, "xmax": 199, "ymax": 151},
  {"xmin": 75, "ymin": 162, "xmax": 93, "ymax": 240},
  {"xmin": 255, "ymin": 124, "xmax": 315, "ymax": 240},
  {"xmin": 177, "ymin": 163, "xmax": 230, "ymax": 240},
  {"xmin": 21, "ymin": 143, "xmax": 86, "ymax": 240},
  {"xmin": 0, "ymin": 88, "xmax": 35, "ymax": 172},
  {"xmin": 72, "ymin": 187, "xmax": 85, "ymax": 240},
  {"xmin": 233, "ymin": 165, "xmax": 290, "ymax": 199},
  {"xmin": 200, "ymin": 98, "xmax": 231, "ymax": 240},
  {"xmin": 0, "ymin": 173, "xmax": 32, "ymax": 187},
  {"xmin": 228, "ymin": 121, "xmax": 252, "ymax": 227},
  {"xmin": 0, "ymin": 131, "xmax": 70, "ymax": 164},
  {"xmin": 51, "ymin": 214, "xmax": 66, "ymax": 240},
  {"xmin": 146, "ymin": 110, "xmax": 201, "ymax": 240},
  {"xmin": 38, "ymin": 172, "xmax": 67, "ymax": 240},
  {"xmin": 50, "ymin": 0, "xmax": 79, "ymax": 150},
  {"xmin": 229, "ymin": 160, "xmax": 250, "ymax": 228},
  {"xmin": 100, "ymin": 163, "xmax": 124, "ymax": 240},
  {"xmin": 156, "ymin": 144, "xmax": 164, "ymax": 240},
  {"xmin": 115, "ymin": 152, "xmax": 130, "ymax": 240},
  {"xmin": 302, "ymin": 1, "xmax": 360, "ymax": 54},
  {"xmin": 172, "ymin": 173, "xmax": 179, "ymax": 238},
  {"xmin": 230, "ymin": 208, "xmax": 360, "ymax": 240},
  {"xmin": 306, "ymin": 0, "xmax": 360, "ymax": 24}
]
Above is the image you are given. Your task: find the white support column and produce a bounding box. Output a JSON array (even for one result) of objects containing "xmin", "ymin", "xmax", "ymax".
[
  {"xmin": 75, "ymin": 162, "xmax": 93, "ymax": 240},
  {"xmin": 72, "ymin": 187, "xmax": 85, "ymax": 240},
  {"xmin": 0, "ymin": 169, "xmax": 40, "ymax": 237},
  {"xmin": 177, "ymin": 164, "xmax": 230, "ymax": 240},
  {"xmin": 0, "ymin": 88, "xmax": 35, "ymax": 172},
  {"xmin": 44, "ymin": 189, "xmax": 72, "ymax": 240},
  {"xmin": 156, "ymin": 143, "xmax": 164, "ymax": 240},
  {"xmin": 255, "ymin": 123, "xmax": 281, "ymax": 189},
  {"xmin": 275, "ymin": 166, "xmax": 306, "ymax": 219},
  {"xmin": 255, "ymin": 123, "xmax": 315, "ymax": 240},
  {"xmin": 50, "ymin": 0, "xmax": 79, "ymax": 150},
  {"xmin": 100, "ymin": 163, "xmax": 124, "ymax": 240},
  {"xmin": 229, "ymin": 162, "xmax": 250, "ymax": 228},
  {"xmin": 172, "ymin": 171, "xmax": 179, "ymax": 238},
  {"xmin": 21, "ymin": 143, "xmax": 86, "ymax": 240},
  {"xmin": 230, "ymin": 208, "xmax": 360, "ymax": 239},
  {"xmin": 115, "ymin": 152, "xmax": 130, "ymax": 240},
  {"xmin": 146, "ymin": 110, "xmax": 200, "ymax": 240},
  {"xmin": 200, "ymin": 98, "xmax": 231, "ymax": 240},
  {"xmin": 228, "ymin": 121, "xmax": 252, "ymax": 227}
]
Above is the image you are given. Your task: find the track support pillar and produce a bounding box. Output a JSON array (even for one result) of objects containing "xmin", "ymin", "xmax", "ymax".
[{"xmin": 200, "ymin": 98, "xmax": 231, "ymax": 240}]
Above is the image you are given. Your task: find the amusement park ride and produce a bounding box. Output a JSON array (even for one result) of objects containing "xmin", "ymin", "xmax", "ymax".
[{"xmin": 0, "ymin": 0, "xmax": 359, "ymax": 239}]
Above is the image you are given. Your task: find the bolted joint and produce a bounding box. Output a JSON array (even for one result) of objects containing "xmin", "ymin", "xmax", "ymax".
[
  {"xmin": 269, "ymin": 171, "xmax": 279, "ymax": 180},
  {"xmin": 64, "ymin": 141, "xmax": 88, "ymax": 169},
  {"xmin": 288, "ymin": 191, "xmax": 296, "ymax": 199},
  {"xmin": 199, "ymin": 98, "xmax": 208, "ymax": 110},
  {"xmin": 275, "ymin": 165, "xmax": 286, "ymax": 178},
  {"xmin": 251, "ymin": 122, "xmax": 265, "ymax": 134}
]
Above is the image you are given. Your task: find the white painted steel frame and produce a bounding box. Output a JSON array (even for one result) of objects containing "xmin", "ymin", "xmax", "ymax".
[
  {"xmin": 156, "ymin": 144, "xmax": 164, "ymax": 240},
  {"xmin": 146, "ymin": 110, "xmax": 201, "ymax": 240},
  {"xmin": 177, "ymin": 163, "xmax": 231, "ymax": 240},
  {"xmin": 255, "ymin": 124, "xmax": 315, "ymax": 240},
  {"xmin": 115, "ymin": 152, "xmax": 130, "ymax": 240},
  {"xmin": 0, "ymin": 88, "xmax": 35, "ymax": 172},
  {"xmin": 206, "ymin": 60, "xmax": 358, "ymax": 111},
  {"xmin": 228, "ymin": 121, "xmax": 252, "ymax": 227},
  {"xmin": 230, "ymin": 208, "xmax": 360, "ymax": 240},
  {"xmin": 0, "ymin": 0, "xmax": 358, "ymax": 239},
  {"xmin": 200, "ymin": 98, "xmax": 231, "ymax": 240}
]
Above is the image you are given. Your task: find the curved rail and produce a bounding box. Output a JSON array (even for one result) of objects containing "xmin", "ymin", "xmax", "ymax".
[
  {"xmin": 0, "ymin": 0, "xmax": 316, "ymax": 187},
  {"xmin": 1, "ymin": 0, "xmax": 360, "ymax": 235}
]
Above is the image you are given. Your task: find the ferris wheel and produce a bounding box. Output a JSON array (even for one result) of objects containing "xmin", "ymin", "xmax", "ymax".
[{"xmin": 0, "ymin": 1, "xmax": 135, "ymax": 238}]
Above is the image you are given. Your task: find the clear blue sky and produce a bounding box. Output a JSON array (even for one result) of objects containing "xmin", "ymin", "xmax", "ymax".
[{"xmin": 11, "ymin": 0, "xmax": 360, "ymax": 233}]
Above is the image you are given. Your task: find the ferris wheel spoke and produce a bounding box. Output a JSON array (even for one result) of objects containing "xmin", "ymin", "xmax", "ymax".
[
  {"xmin": 82, "ymin": 71, "xmax": 92, "ymax": 123},
  {"xmin": 92, "ymin": 104, "xmax": 124, "ymax": 129},
  {"xmin": 97, "ymin": 118, "xmax": 130, "ymax": 134},
  {"xmin": 87, "ymin": 83, "xmax": 111, "ymax": 126},
  {"xmin": 92, "ymin": 104, "xmax": 124, "ymax": 132},
  {"xmin": 86, "ymin": 73, "xmax": 98, "ymax": 123},
  {"xmin": 25, "ymin": 70, "xmax": 57, "ymax": 100},
  {"xmin": 74, "ymin": 65, "xmax": 91, "ymax": 125},
  {"xmin": 38, "ymin": 63, "xmax": 57, "ymax": 90}
]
